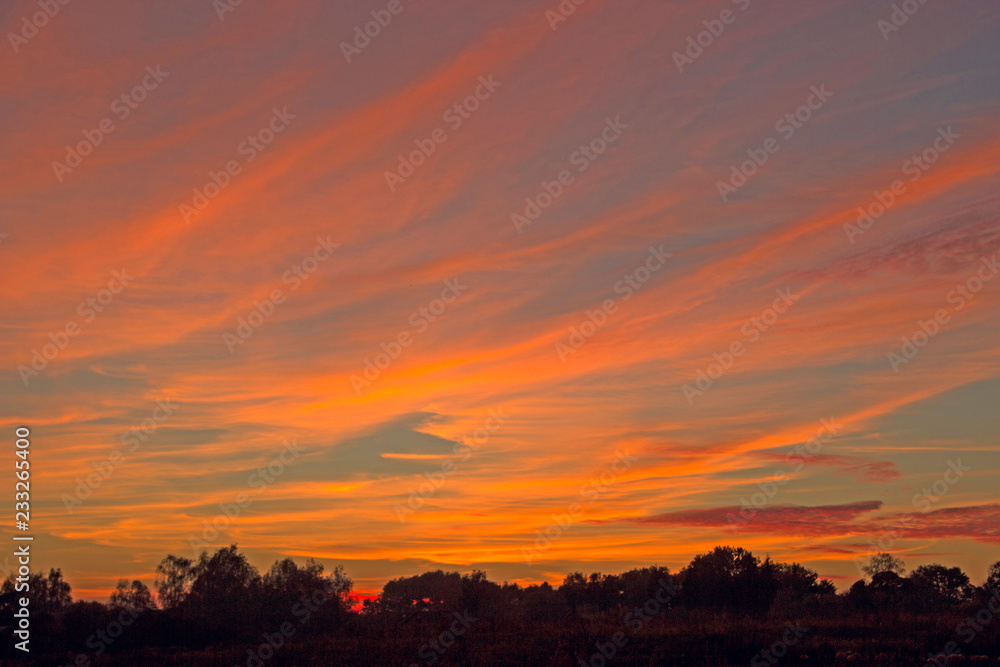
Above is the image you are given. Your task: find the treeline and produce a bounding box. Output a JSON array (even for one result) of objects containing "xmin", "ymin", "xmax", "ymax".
[
  {"xmin": 2, "ymin": 545, "xmax": 999, "ymax": 665},
  {"xmin": 0, "ymin": 546, "xmax": 352, "ymax": 664}
]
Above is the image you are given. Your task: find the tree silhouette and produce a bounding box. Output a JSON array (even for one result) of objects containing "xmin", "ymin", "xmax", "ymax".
[
  {"xmin": 909, "ymin": 564, "xmax": 973, "ymax": 605},
  {"xmin": 986, "ymin": 560, "xmax": 1000, "ymax": 592},
  {"xmin": 861, "ymin": 552, "xmax": 905, "ymax": 579},
  {"xmin": 680, "ymin": 546, "xmax": 775, "ymax": 612},
  {"xmin": 262, "ymin": 556, "xmax": 353, "ymax": 629},
  {"xmin": 458, "ymin": 570, "xmax": 502, "ymax": 623},
  {"xmin": 381, "ymin": 569, "xmax": 463, "ymax": 616},
  {"xmin": 0, "ymin": 568, "xmax": 72, "ymax": 613},
  {"xmin": 154, "ymin": 554, "xmax": 196, "ymax": 609},
  {"xmin": 7, "ymin": 544, "xmax": 1000, "ymax": 665},
  {"xmin": 185, "ymin": 544, "xmax": 262, "ymax": 633},
  {"xmin": 771, "ymin": 561, "xmax": 835, "ymax": 613},
  {"xmin": 109, "ymin": 579, "xmax": 157, "ymax": 611},
  {"xmin": 618, "ymin": 565, "xmax": 675, "ymax": 611}
]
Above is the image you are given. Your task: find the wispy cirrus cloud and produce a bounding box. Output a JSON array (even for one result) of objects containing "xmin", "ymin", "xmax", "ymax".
[{"xmin": 2, "ymin": 0, "xmax": 1000, "ymax": 599}]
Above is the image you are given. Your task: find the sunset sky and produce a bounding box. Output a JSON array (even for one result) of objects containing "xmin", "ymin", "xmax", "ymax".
[{"xmin": 2, "ymin": 1, "xmax": 999, "ymax": 601}]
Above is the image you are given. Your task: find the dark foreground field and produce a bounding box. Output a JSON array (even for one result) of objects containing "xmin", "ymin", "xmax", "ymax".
[
  {"xmin": 7, "ymin": 613, "xmax": 1000, "ymax": 666},
  {"xmin": 3, "ymin": 545, "xmax": 998, "ymax": 666}
]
